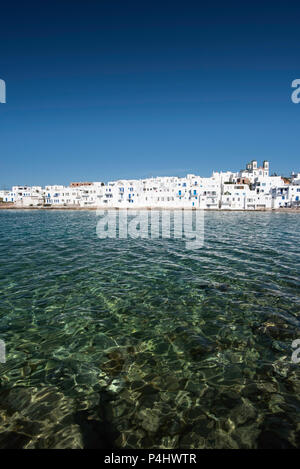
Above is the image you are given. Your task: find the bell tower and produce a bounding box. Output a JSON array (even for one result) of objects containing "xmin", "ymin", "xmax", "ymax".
[{"xmin": 263, "ymin": 160, "xmax": 269, "ymax": 176}]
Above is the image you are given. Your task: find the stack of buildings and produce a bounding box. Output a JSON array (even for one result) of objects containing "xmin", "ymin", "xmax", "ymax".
[{"xmin": 1, "ymin": 161, "xmax": 300, "ymax": 210}]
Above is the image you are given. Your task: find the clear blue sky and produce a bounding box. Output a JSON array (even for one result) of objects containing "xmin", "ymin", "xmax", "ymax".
[{"xmin": 0, "ymin": 0, "xmax": 299, "ymax": 187}]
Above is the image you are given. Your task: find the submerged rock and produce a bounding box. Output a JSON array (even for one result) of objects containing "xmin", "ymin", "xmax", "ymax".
[
  {"xmin": 189, "ymin": 334, "xmax": 215, "ymax": 359},
  {"xmin": 102, "ymin": 351, "xmax": 125, "ymax": 377},
  {"xmin": 233, "ymin": 423, "xmax": 261, "ymax": 449},
  {"xmin": 137, "ymin": 408, "xmax": 161, "ymax": 433},
  {"xmin": 256, "ymin": 317, "xmax": 299, "ymax": 341},
  {"xmin": 179, "ymin": 432, "xmax": 205, "ymax": 449},
  {"xmin": 171, "ymin": 326, "xmax": 215, "ymax": 359},
  {"xmin": 230, "ymin": 399, "xmax": 257, "ymax": 426}
]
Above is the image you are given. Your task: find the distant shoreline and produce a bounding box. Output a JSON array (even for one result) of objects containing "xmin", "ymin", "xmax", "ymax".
[{"xmin": 0, "ymin": 204, "xmax": 300, "ymax": 213}]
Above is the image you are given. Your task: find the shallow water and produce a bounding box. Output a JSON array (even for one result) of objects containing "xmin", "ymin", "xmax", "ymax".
[{"xmin": 0, "ymin": 210, "xmax": 299, "ymax": 449}]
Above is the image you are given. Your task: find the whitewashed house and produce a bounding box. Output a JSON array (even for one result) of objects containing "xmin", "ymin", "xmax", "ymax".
[{"xmin": 3, "ymin": 160, "xmax": 299, "ymax": 210}]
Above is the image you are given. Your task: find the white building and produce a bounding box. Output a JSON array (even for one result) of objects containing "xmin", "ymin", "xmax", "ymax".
[
  {"xmin": 2, "ymin": 160, "xmax": 299, "ymax": 210},
  {"xmin": 272, "ymin": 184, "xmax": 300, "ymax": 208}
]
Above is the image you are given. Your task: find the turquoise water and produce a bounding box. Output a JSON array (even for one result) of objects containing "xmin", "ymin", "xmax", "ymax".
[{"xmin": 0, "ymin": 210, "xmax": 299, "ymax": 449}]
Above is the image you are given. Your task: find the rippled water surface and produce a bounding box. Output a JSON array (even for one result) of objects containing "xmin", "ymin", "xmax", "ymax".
[{"xmin": 0, "ymin": 210, "xmax": 300, "ymax": 449}]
